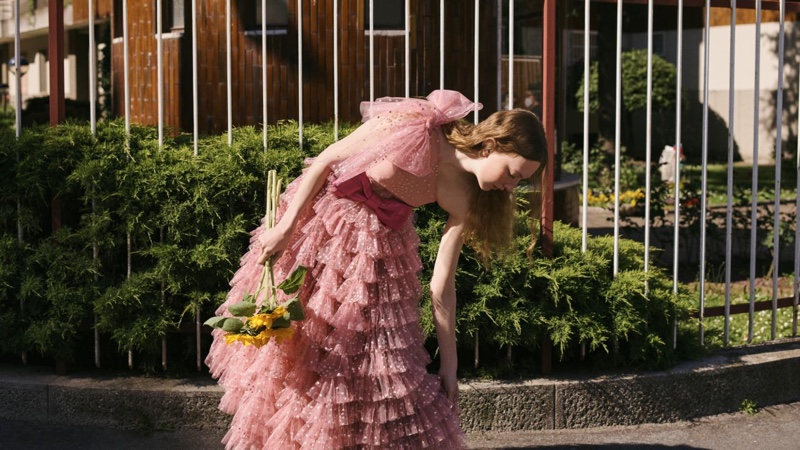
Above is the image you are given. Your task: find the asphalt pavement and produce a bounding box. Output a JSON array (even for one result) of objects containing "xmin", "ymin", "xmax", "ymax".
[{"xmin": 1, "ymin": 401, "xmax": 798, "ymax": 450}]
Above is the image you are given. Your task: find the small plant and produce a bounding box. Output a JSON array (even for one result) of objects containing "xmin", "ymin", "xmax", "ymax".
[{"xmin": 740, "ymin": 399, "xmax": 759, "ymax": 415}]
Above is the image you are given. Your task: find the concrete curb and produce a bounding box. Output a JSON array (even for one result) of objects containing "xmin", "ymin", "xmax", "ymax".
[{"xmin": 1, "ymin": 340, "xmax": 798, "ymax": 433}]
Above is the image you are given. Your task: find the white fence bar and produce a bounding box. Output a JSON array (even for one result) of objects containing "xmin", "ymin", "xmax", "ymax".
[
  {"xmin": 89, "ymin": 0, "xmax": 100, "ymax": 368},
  {"xmin": 13, "ymin": 0, "xmax": 21, "ymax": 136},
  {"xmin": 89, "ymin": 0, "xmax": 97, "ymax": 134},
  {"xmin": 771, "ymin": 0, "xmax": 785, "ymax": 340},
  {"xmin": 405, "ymin": 0, "xmax": 410, "ymax": 99},
  {"xmin": 644, "ymin": 0, "xmax": 654, "ymax": 276},
  {"xmin": 795, "ymin": 64, "xmax": 799, "ymax": 336},
  {"xmin": 194, "ymin": 21, "xmax": 202, "ymax": 358},
  {"xmin": 334, "ymin": 0, "xmax": 340, "ymax": 140},
  {"xmin": 226, "ymin": 0, "xmax": 233, "ymax": 146},
  {"xmin": 796, "ymin": 40, "xmax": 800, "ymax": 337},
  {"xmin": 748, "ymin": 0, "xmax": 762, "ymax": 343},
  {"xmin": 14, "ymin": 0, "xmax": 24, "ymax": 365},
  {"xmin": 473, "ymin": 0, "xmax": 479, "ymax": 124},
  {"xmin": 724, "ymin": 1, "xmax": 737, "ymax": 346},
  {"xmin": 263, "ymin": 0, "xmax": 269, "ymax": 149},
  {"xmin": 508, "ymin": 0, "xmax": 514, "ymax": 111},
  {"xmin": 672, "ymin": 0, "xmax": 684, "ymax": 349},
  {"xmin": 298, "ymin": 0, "xmax": 304, "ymax": 149},
  {"xmin": 613, "ymin": 0, "xmax": 622, "ymax": 276},
  {"xmin": 123, "ymin": 0, "xmax": 131, "ymax": 138},
  {"xmin": 440, "ymin": 0, "xmax": 445, "ymax": 89},
  {"xmin": 369, "ymin": 0, "xmax": 374, "ymax": 102},
  {"xmin": 698, "ymin": 0, "xmax": 712, "ymax": 346},
  {"xmin": 192, "ymin": 0, "xmax": 199, "ymax": 156},
  {"xmin": 581, "ymin": 0, "xmax": 590, "ymax": 253},
  {"xmin": 157, "ymin": 0, "xmax": 164, "ymax": 147},
  {"xmin": 496, "ymin": 1, "xmax": 502, "ymax": 109}
]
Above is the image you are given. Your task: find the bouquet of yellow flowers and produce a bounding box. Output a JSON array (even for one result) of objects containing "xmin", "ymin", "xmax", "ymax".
[{"xmin": 204, "ymin": 170, "xmax": 306, "ymax": 347}]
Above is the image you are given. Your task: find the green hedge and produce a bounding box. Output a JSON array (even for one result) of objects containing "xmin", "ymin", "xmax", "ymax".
[{"xmin": 0, "ymin": 120, "xmax": 697, "ymax": 374}]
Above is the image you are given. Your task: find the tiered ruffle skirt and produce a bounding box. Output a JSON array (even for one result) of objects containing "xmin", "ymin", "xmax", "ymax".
[{"xmin": 205, "ymin": 175, "xmax": 466, "ymax": 449}]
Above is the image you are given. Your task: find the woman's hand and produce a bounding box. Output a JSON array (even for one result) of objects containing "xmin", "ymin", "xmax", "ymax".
[
  {"xmin": 257, "ymin": 224, "xmax": 292, "ymax": 265},
  {"xmin": 439, "ymin": 364, "xmax": 459, "ymax": 403}
]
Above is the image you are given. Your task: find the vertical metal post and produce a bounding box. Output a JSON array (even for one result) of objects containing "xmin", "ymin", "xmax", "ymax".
[
  {"xmin": 89, "ymin": 0, "xmax": 97, "ymax": 134},
  {"xmin": 581, "ymin": 0, "xmax": 590, "ymax": 254},
  {"xmin": 263, "ymin": 0, "xmax": 268, "ymax": 150},
  {"xmin": 440, "ymin": 0, "xmax": 444, "ymax": 90},
  {"xmin": 724, "ymin": 0, "xmax": 737, "ymax": 346},
  {"xmin": 748, "ymin": 0, "xmax": 762, "ymax": 344},
  {"xmin": 508, "ymin": 0, "xmax": 514, "ymax": 110},
  {"xmin": 334, "ymin": 0, "xmax": 339, "ymax": 139},
  {"xmin": 698, "ymin": 0, "xmax": 712, "ymax": 346},
  {"xmin": 496, "ymin": 1, "xmax": 502, "ymax": 109},
  {"xmin": 226, "ymin": 0, "xmax": 232, "ymax": 146},
  {"xmin": 369, "ymin": 0, "xmax": 374, "ymax": 101},
  {"xmin": 157, "ymin": 0, "xmax": 164, "ymax": 147},
  {"xmin": 123, "ymin": 0, "xmax": 132, "ymax": 369},
  {"xmin": 542, "ymin": 0, "xmax": 555, "ymax": 258},
  {"xmin": 14, "ymin": 0, "xmax": 21, "ymax": 135},
  {"xmin": 474, "ymin": 0, "xmax": 479, "ymax": 124},
  {"xmin": 123, "ymin": 0, "xmax": 130, "ymax": 139},
  {"xmin": 771, "ymin": 0, "xmax": 785, "ymax": 341},
  {"xmin": 90, "ymin": 0, "xmax": 100, "ymax": 369},
  {"xmin": 405, "ymin": 0, "xmax": 410, "ymax": 99},
  {"xmin": 795, "ymin": 20, "xmax": 800, "ymax": 337},
  {"xmin": 14, "ymin": 0, "xmax": 24, "ymax": 365},
  {"xmin": 613, "ymin": 0, "xmax": 622, "ymax": 276},
  {"xmin": 298, "ymin": 0, "xmax": 303, "ymax": 149},
  {"xmin": 644, "ymin": 0, "xmax": 654, "ymax": 277},
  {"xmin": 49, "ymin": 0, "xmax": 65, "ymax": 126},
  {"xmin": 192, "ymin": 0, "xmax": 198, "ymax": 156},
  {"xmin": 672, "ymin": 0, "xmax": 684, "ymax": 349}
]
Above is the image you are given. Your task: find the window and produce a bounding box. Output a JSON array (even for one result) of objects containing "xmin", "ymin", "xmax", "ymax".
[
  {"xmin": 249, "ymin": 0, "xmax": 289, "ymax": 29},
  {"xmin": 364, "ymin": 0, "xmax": 405, "ymax": 31},
  {"xmin": 158, "ymin": 0, "xmax": 185, "ymax": 32},
  {"xmin": 113, "ymin": 0, "xmax": 123, "ymax": 39}
]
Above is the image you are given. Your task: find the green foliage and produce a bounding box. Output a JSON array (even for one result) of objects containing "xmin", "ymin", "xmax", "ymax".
[
  {"xmin": 1, "ymin": 119, "xmax": 694, "ymax": 375},
  {"xmin": 0, "ymin": 119, "xmax": 353, "ymax": 368},
  {"xmin": 420, "ymin": 218, "xmax": 697, "ymax": 373},
  {"xmin": 576, "ymin": 49, "xmax": 677, "ymax": 114},
  {"xmin": 740, "ymin": 399, "xmax": 759, "ymax": 415}
]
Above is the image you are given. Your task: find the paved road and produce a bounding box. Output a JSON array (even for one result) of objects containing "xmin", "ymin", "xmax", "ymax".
[{"xmin": 1, "ymin": 401, "xmax": 798, "ymax": 450}]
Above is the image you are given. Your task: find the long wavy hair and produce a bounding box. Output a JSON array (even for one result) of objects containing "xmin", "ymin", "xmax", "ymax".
[{"xmin": 442, "ymin": 109, "xmax": 548, "ymax": 265}]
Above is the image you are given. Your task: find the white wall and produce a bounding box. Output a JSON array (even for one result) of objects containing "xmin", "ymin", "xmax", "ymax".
[{"xmin": 630, "ymin": 22, "xmax": 799, "ymax": 164}]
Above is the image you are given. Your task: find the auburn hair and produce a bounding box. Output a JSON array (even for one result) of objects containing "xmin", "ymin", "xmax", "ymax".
[{"xmin": 441, "ymin": 109, "xmax": 548, "ymax": 265}]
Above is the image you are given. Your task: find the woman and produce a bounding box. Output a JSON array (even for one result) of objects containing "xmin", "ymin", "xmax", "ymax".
[{"xmin": 206, "ymin": 90, "xmax": 547, "ymax": 449}]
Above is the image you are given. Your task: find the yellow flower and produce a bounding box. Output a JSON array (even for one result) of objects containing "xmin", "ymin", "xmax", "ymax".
[
  {"xmin": 225, "ymin": 333, "xmax": 256, "ymax": 346},
  {"xmin": 247, "ymin": 306, "xmax": 288, "ymax": 329}
]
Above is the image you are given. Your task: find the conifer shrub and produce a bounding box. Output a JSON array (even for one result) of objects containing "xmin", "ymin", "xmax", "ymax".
[{"xmin": 0, "ymin": 119, "xmax": 695, "ymax": 374}]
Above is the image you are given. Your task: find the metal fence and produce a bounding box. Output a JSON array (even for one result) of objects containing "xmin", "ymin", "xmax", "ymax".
[{"xmin": 7, "ymin": 0, "xmax": 800, "ymax": 371}]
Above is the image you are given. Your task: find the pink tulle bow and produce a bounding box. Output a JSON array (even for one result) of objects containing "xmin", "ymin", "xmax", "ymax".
[
  {"xmin": 333, "ymin": 173, "xmax": 412, "ymax": 230},
  {"xmin": 334, "ymin": 90, "xmax": 481, "ymax": 187}
]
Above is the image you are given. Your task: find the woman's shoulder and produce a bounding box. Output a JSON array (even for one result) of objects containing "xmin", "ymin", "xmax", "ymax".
[{"xmin": 435, "ymin": 166, "xmax": 472, "ymax": 219}]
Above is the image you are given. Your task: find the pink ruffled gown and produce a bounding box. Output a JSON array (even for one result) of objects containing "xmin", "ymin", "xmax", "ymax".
[{"xmin": 205, "ymin": 90, "xmax": 481, "ymax": 449}]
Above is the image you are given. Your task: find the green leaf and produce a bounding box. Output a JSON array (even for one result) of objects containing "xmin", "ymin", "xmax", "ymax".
[
  {"xmin": 271, "ymin": 315, "xmax": 291, "ymax": 329},
  {"xmin": 228, "ymin": 301, "xmax": 257, "ymax": 317},
  {"xmin": 221, "ymin": 318, "xmax": 244, "ymax": 333},
  {"xmin": 277, "ymin": 266, "xmax": 307, "ymax": 295},
  {"xmin": 242, "ymin": 292, "xmax": 256, "ymax": 303},
  {"xmin": 203, "ymin": 316, "xmax": 227, "ymax": 329},
  {"xmin": 280, "ymin": 297, "xmax": 305, "ymax": 321}
]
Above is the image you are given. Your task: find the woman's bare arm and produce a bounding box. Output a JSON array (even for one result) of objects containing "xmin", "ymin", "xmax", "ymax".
[{"xmin": 429, "ymin": 213, "xmax": 466, "ymax": 402}]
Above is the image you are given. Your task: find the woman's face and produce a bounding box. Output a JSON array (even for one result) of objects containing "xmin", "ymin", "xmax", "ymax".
[{"xmin": 474, "ymin": 150, "xmax": 541, "ymax": 192}]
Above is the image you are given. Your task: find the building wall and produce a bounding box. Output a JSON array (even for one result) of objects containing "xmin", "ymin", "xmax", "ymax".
[
  {"xmin": 625, "ymin": 20, "xmax": 799, "ymax": 164},
  {"xmin": 109, "ymin": 0, "xmax": 500, "ymax": 135}
]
